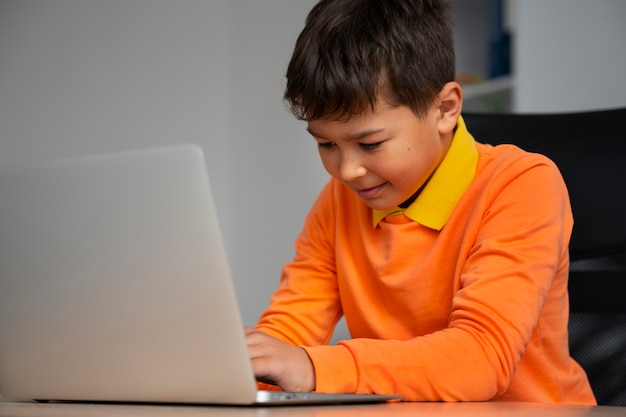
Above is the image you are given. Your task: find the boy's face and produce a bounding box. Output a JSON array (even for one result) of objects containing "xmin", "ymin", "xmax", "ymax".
[{"xmin": 306, "ymin": 100, "xmax": 453, "ymax": 210}]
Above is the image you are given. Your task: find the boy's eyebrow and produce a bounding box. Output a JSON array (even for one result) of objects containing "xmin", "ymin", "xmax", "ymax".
[{"xmin": 306, "ymin": 127, "xmax": 385, "ymax": 141}]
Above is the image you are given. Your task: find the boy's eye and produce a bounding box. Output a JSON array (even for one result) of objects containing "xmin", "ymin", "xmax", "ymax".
[
  {"xmin": 360, "ymin": 142, "xmax": 382, "ymax": 151},
  {"xmin": 317, "ymin": 142, "xmax": 335, "ymax": 149}
]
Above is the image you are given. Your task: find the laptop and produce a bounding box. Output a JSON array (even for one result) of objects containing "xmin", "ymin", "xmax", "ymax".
[{"xmin": 0, "ymin": 144, "xmax": 401, "ymax": 405}]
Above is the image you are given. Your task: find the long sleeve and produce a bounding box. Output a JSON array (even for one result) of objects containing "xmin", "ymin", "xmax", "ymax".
[
  {"xmin": 255, "ymin": 181, "xmax": 343, "ymax": 347},
  {"xmin": 256, "ymin": 142, "xmax": 595, "ymax": 404}
]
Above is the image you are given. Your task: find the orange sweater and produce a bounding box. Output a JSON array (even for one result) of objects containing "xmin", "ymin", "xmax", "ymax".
[{"xmin": 256, "ymin": 120, "xmax": 596, "ymax": 404}]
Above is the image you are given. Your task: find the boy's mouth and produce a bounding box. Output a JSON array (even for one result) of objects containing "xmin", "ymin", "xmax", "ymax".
[{"xmin": 356, "ymin": 183, "xmax": 386, "ymax": 200}]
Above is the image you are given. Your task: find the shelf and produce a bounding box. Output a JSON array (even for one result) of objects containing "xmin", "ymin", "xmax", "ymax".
[{"xmin": 461, "ymin": 75, "xmax": 514, "ymax": 101}]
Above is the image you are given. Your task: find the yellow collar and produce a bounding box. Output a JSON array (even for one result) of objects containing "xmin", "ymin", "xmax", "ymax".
[{"xmin": 372, "ymin": 116, "xmax": 478, "ymax": 230}]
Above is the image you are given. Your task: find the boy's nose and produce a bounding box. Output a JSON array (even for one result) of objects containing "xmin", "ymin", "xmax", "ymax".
[{"xmin": 338, "ymin": 153, "xmax": 367, "ymax": 181}]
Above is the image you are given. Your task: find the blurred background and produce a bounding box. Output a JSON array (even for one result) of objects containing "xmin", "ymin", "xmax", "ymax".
[{"xmin": 0, "ymin": 0, "xmax": 624, "ymax": 342}]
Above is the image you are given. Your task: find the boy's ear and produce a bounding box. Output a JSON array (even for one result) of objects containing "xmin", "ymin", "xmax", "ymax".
[{"xmin": 436, "ymin": 81, "xmax": 463, "ymax": 135}]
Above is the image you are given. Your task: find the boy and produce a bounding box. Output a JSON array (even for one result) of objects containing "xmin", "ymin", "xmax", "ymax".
[{"xmin": 245, "ymin": 0, "xmax": 596, "ymax": 404}]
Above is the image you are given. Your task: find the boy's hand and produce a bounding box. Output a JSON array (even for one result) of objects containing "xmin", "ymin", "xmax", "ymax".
[{"xmin": 244, "ymin": 327, "xmax": 316, "ymax": 393}]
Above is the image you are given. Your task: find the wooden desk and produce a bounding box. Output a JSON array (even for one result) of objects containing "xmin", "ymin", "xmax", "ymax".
[{"xmin": 1, "ymin": 400, "xmax": 625, "ymax": 417}]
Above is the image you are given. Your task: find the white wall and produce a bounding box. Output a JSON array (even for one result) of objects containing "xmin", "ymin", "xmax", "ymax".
[
  {"xmin": 1, "ymin": 0, "xmax": 624, "ymax": 332},
  {"xmin": 513, "ymin": 0, "xmax": 626, "ymax": 112},
  {"xmin": 0, "ymin": 0, "xmax": 323, "ymax": 326}
]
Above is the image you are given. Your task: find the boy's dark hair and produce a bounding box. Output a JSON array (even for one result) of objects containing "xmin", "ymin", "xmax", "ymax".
[{"xmin": 284, "ymin": 0, "xmax": 455, "ymax": 121}]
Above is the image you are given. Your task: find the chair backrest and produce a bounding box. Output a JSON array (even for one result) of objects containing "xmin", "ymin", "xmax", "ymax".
[{"xmin": 463, "ymin": 108, "xmax": 626, "ymax": 406}]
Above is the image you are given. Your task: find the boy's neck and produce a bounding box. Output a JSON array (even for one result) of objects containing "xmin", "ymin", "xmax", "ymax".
[{"xmin": 398, "ymin": 186, "xmax": 423, "ymax": 209}]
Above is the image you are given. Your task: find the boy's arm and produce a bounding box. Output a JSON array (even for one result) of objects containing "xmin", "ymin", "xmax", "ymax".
[
  {"xmin": 303, "ymin": 159, "xmax": 572, "ymax": 401},
  {"xmin": 252, "ymin": 156, "xmax": 583, "ymax": 402},
  {"xmin": 255, "ymin": 181, "xmax": 344, "ymax": 347}
]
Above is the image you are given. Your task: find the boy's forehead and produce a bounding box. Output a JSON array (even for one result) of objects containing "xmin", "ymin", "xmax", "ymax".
[
  {"xmin": 307, "ymin": 91, "xmax": 392, "ymax": 125},
  {"xmin": 309, "ymin": 98, "xmax": 391, "ymax": 125},
  {"xmin": 306, "ymin": 103, "xmax": 394, "ymax": 140},
  {"xmin": 307, "ymin": 122, "xmax": 385, "ymax": 142}
]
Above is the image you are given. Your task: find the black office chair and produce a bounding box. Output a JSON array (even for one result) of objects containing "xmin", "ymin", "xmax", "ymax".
[{"xmin": 463, "ymin": 108, "xmax": 626, "ymax": 406}]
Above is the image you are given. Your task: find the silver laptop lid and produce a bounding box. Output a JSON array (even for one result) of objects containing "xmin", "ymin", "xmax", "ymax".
[{"xmin": 0, "ymin": 145, "xmax": 259, "ymax": 404}]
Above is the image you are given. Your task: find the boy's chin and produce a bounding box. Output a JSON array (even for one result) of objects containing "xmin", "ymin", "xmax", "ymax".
[{"xmin": 360, "ymin": 198, "xmax": 400, "ymax": 211}]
